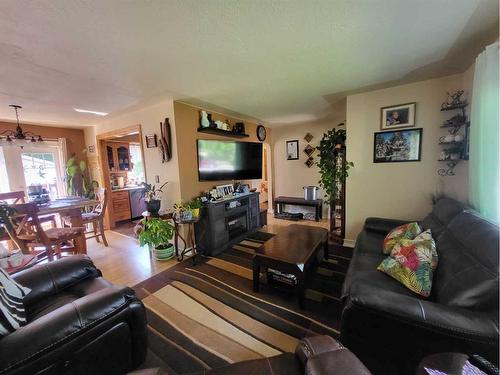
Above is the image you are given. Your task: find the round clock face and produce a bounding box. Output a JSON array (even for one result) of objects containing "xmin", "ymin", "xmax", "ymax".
[{"xmin": 257, "ymin": 125, "xmax": 266, "ymax": 141}]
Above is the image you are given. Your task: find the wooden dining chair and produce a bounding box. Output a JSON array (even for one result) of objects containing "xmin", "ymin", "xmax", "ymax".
[
  {"xmin": 62, "ymin": 187, "xmax": 108, "ymax": 246},
  {"xmin": 4, "ymin": 203, "xmax": 85, "ymax": 262},
  {"xmin": 0, "ymin": 191, "xmax": 57, "ymax": 227}
]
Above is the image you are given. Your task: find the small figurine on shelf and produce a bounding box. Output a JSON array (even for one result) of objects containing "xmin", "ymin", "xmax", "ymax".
[
  {"xmin": 233, "ymin": 122, "xmax": 245, "ymax": 134},
  {"xmin": 200, "ymin": 111, "xmax": 211, "ymax": 128}
]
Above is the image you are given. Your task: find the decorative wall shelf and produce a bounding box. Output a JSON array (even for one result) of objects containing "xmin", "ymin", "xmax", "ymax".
[
  {"xmin": 197, "ymin": 127, "xmax": 249, "ymax": 138},
  {"xmin": 437, "ymin": 91, "xmax": 469, "ymax": 176}
]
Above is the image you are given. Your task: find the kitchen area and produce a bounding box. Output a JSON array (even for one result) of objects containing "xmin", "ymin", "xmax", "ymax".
[{"xmin": 99, "ymin": 128, "xmax": 147, "ymax": 229}]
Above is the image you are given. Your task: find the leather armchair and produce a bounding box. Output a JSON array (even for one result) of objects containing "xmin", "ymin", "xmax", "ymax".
[
  {"xmin": 0, "ymin": 255, "xmax": 147, "ymax": 375},
  {"xmin": 129, "ymin": 335, "xmax": 371, "ymax": 375}
]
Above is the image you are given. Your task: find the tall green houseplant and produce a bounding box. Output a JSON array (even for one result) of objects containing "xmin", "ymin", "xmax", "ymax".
[
  {"xmin": 316, "ymin": 128, "xmax": 353, "ymax": 229},
  {"xmin": 65, "ymin": 153, "xmax": 98, "ymax": 198}
]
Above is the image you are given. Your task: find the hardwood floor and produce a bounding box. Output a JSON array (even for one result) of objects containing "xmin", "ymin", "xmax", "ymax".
[
  {"xmin": 87, "ymin": 213, "xmax": 331, "ymax": 287},
  {"xmin": 86, "ymin": 230, "xmax": 178, "ymax": 287}
]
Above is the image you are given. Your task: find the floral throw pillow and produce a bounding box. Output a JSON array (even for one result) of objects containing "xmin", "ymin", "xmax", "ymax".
[
  {"xmin": 377, "ymin": 230, "xmax": 437, "ymax": 297},
  {"xmin": 382, "ymin": 222, "xmax": 422, "ymax": 254}
]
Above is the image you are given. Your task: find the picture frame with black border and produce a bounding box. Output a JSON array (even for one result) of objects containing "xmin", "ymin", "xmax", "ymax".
[
  {"xmin": 286, "ymin": 140, "xmax": 299, "ymax": 160},
  {"xmin": 145, "ymin": 134, "xmax": 158, "ymax": 148},
  {"xmin": 373, "ymin": 128, "xmax": 422, "ymax": 163}
]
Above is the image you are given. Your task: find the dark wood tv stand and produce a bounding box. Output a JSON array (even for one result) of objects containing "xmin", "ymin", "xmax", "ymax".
[{"xmin": 195, "ymin": 192, "xmax": 260, "ymax": 256}]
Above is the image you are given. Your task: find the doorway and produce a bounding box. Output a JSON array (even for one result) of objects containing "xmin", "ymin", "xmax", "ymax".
[{"xmin": 96, "ymin": 125, "xmax": 147, "ymax": 229}]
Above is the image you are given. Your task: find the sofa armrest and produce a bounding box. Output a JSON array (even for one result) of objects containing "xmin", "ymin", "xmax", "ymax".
[
  {"xmin": 13, "ymin": 254, "xmax": 102, "ymax": 306},
  {"xmin": 295, "ymin": 335, "xmax": 342, "ymax": 365},
  {"xmin": 341, "ymin": 285, "xmax": 499, "ymax": 363},
  {"xmin": 363, "ymin": 217, "xmax": 413, "ymax": 235},
  {"xmin": 0, "ymin": 285, "xmax": 144, "ymax": 373}
]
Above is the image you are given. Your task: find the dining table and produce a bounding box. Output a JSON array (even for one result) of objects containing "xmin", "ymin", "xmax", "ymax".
[{"xmin": 25, "ymin": 197, "xmax": 98, "ymax": 254}]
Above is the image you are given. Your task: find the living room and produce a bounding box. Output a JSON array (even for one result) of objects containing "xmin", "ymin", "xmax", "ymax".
[{"xmin": 0, "ymin": 1, "xmax": 498, "ymax": 374}]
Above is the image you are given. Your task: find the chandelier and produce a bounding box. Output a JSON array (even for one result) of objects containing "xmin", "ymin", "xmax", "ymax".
[{"xmin": 1, "ymin": 105, "xmax": 44, "ymax": 145}]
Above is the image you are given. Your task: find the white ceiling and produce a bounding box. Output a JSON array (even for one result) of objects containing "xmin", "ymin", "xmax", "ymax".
[{"xmin": 0, "ymin": 0, "xmax": 497, "ymax": 128}]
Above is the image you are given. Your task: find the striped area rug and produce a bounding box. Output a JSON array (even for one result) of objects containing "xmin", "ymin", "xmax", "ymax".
[{"xmin": 134, "ymin": 232, "xmax": 351, "ymax": 373}]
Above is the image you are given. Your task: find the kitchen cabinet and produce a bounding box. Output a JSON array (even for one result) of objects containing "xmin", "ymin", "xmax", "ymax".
[
  {"xmin": 105, "ymin": 142, "xmax": 131, "ymax": 172},
  {"xmin": 112, "ymin": 190, "xmax": 131, "ymax": 222}
]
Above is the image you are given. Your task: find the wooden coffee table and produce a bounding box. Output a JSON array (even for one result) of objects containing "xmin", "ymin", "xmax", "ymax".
[{"xmin": 252, "ymin": 224, "xmax": 328, "ymax": 308}]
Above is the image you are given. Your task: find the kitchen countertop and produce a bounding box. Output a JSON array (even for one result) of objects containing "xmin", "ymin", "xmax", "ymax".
[{"xmin": 111, "ymin": 186, "xmax": 144, "ymax": 192}]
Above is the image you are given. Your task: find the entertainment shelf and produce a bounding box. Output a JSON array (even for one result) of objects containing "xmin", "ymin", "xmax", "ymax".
[
  {"xmin": 197, "ymin": 127, "xmax": 249, "ymax": 138},
  {"xmin": 194, "ymin": 192, "xmax": 260, "ymax": 256}
]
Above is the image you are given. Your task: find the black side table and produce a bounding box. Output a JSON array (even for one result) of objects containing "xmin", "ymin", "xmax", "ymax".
[{"xmin": 174, "ymin": 217, "xmax": 200, "ymax": 265}]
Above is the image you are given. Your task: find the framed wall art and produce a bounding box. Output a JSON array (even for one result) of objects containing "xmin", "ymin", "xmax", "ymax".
[
  {"xmin": 145, "ymin": 134, "xmax": 158, "ymax": 148},
  {"xmin": 286, "ymin": 140, "xmax": 299, "ymax": 160},
  {"xmin": 380, "ymin": 102, "xmax": 416, "ymax": 130},
  {"xmin": 374, "ymin": 128, "xmax": 422, "ymax": 163}
]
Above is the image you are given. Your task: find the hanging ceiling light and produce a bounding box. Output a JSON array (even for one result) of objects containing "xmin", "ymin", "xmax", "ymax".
[{"xmin": 0, "ymin": 105, "xmax": 44, "ymax": 145}]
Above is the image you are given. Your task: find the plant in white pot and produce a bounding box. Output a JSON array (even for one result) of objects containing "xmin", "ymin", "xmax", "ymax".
[{"xmin": 138, "ymin": 218, "xmax": 175, "ymax": 260}]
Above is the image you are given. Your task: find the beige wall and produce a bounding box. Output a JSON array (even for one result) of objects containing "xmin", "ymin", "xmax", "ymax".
[
  {"xmin": 345, "ymin": 72, "xmax": 471, "ymax": 242},
  {"xmin": 271, "ymin": 111, "xmax": 345, "ymax": 215},
  {"xmin": 173, "ymin": 101, "xmax": 272, "ymax": 201},
  {"xmin": 87, "ymin": 99, "xmax": 182, "ymax": 211}
]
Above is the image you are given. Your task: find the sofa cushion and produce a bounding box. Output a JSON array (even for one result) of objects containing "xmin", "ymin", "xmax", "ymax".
[
  {"xmin": 382, "ymin": 222, "xmax": 422, "ymax": 254},
  {"xmin": 0, "ymin": 267, "xmax": 31, "ymax": 337},
  {"xmin": 378, "ymin": 230, "xmax": 437, "ymax": 297},
  {"xmin": 432, "ymin": 210, "xmax": 499, "ymax": 310},
  {"xmin": 420, "ymin": 198, "xmax": 465, "ymax": 238},
  {"xmin": 342, "ymin": 230, "xmax": 415, "ymax": 299}
]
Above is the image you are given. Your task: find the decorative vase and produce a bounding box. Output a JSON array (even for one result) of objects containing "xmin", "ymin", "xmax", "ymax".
[
  {"xmin": 146, "ymin": 200, "xmax": 161, "ymax": 216},
  {"xmin": 182, "ymin": 211, "xmax": 193, "ymax": 221},
  {"xmin": 200, "ymin": 111, "xmax": 210, "ymax": 128},
  {"xmin": 190, "ymin": 208, "xmax": 200, "ymax": 218}
]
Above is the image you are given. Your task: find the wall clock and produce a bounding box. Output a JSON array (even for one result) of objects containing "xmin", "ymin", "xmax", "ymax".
[{"xmin": 256, "ymin": 125, "xmax": 266, "ymax": 141}]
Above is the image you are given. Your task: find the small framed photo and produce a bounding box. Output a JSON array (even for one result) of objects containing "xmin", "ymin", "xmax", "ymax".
[
  {"xmin": 374, "ymin": 128, "xmax": 422, "ymax": 163},
  {"xmin": 380, "ymin": 102, "xmax": 416, "ymax": 130},
  {"xmin": 145, "ymin": 134, "xmax": 158, "ymax": 148},
  {"xmin": 286, "ymin": 140, "xmax": 299, "ymax": 160}
]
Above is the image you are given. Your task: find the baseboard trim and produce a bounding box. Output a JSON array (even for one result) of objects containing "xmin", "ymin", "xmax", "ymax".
[{"xmin": 343, "ymin": 239, "xmax": 356, "ymax": 248}]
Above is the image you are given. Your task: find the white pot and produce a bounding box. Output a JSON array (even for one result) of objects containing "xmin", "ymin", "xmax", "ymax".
[
  {"xmin": 0, "ymin": 242, "xmax": 9, "ymax": 259},
  {"xmin": 9, "ymin": 250, "xmax": 22, "ymax": 267}
]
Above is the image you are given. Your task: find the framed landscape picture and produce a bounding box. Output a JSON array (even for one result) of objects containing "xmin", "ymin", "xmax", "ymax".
[
  {"xmin": 380, "ymin": 102, "xmax": 416, "ymax": 130},
  {"xmin": 373, "ymin": 128, "xmax": 422, "ymax": 163}
]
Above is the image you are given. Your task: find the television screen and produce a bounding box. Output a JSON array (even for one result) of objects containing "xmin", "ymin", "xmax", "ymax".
[{"xmin": 197, "ymin": 140, "xmax": 263, "ymax": 181}]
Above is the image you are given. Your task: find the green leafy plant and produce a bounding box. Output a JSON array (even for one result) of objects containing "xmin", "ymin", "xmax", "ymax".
[
  {"xmin": 186, "ymin": 198, "xmax": 202, "ymax": 210},
  {"xmin": 141, "ymin": 181, "xmax": 168, "ymax": 201},
  {"xmin": 65, "ymin": 154, "xmax": 99, "ymax": 198},
  {"xmin": 316, "ymin": 128, "xmax": 354, "ymax": 205},
  {"xmin": 138, "ymin": 218, "xmax": 174, "ymax": 249}
]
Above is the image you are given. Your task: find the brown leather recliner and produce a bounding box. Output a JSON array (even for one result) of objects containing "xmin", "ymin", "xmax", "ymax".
[
  {"xmin": 130, "ymin": 335, "xmax": 371, "ymax": 375},
  {"xmin": 0, "ymin": 255, "xmax": 147, "ymax": 375}
]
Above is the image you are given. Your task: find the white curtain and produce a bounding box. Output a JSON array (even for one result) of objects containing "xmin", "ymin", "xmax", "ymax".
[{"xmin": 469, "ymin": 42, "xmax": 499, "ymax": 223}]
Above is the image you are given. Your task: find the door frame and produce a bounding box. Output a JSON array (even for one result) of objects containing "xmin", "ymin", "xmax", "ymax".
[{"xmin": 96, "ymin": 124, "xmax": 146, "ymax": 229}]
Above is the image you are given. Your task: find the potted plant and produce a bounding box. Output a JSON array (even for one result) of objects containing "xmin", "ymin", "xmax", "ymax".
[
  {"xmin": 138, "ymin": 218, "xmax": 175, "ymax": 260},
  {"xmin": 141, "ymin": 181, "xmax": 168, "ymax": 216},
  {"xmin": 187, "ymin": 198, "xmax": 202, "ymax": 218},
  {"xmin": 317, "ymin": 128, "xmax": 353, "ymax": 235},
  {"xmin": 65, "ymin": 152, "xmax": 99, "ymax": 198}
]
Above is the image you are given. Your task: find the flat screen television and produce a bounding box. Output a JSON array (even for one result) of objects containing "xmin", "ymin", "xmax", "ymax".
[{"xmin": 197, "ymin": 139, "xmax": 263, "ymax": 181}]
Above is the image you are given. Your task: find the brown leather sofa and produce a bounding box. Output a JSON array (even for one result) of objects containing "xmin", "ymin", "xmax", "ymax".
[
  {"xmin": 130, "ymin": 335, "xmax": 371, "ymax": 374},
  {"xmin": 341, "ymin": 198, "xmax": 499, "ymax": 374},
  {"xmin": 0, "ymin": 255, "xmax": 147, "ymax": 375}
]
